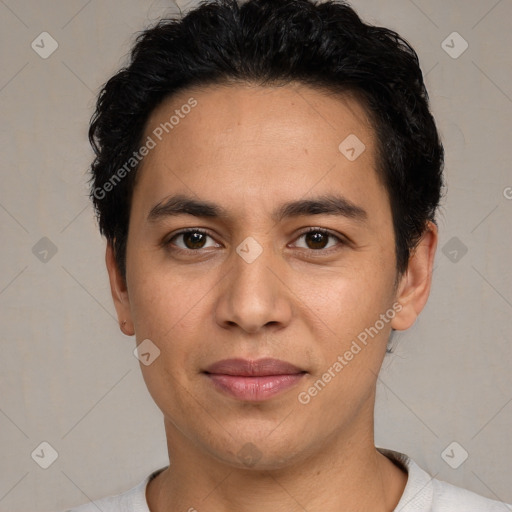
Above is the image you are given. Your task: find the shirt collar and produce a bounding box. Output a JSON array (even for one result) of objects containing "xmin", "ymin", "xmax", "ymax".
[{"xmin": 377, "ymin": 447, "xmax": 434, "ymax": 511}]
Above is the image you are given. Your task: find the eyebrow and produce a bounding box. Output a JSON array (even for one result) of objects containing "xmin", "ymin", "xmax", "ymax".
[{"xmin": 147, "ymin": 193, "xmax": 367, "ymax": 224}]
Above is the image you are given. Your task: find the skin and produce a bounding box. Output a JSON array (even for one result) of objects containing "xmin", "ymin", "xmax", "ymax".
[{"xmin": 106, "ymin": 82, "xmax": 437, "ymax": 512}]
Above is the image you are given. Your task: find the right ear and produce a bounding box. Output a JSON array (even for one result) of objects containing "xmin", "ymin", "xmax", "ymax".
[{"xmin": 105, "ymin": 241, "xmax": 134, "ymax": 336}]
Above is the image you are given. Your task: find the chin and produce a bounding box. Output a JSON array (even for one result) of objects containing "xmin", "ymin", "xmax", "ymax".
[{"xmin": 203, "ymin": 431, "xmax": 309, "ymax": 472}]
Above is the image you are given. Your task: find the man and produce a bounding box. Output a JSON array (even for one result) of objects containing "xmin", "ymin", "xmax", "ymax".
[{"xmin": 68, "ymin": 0, "xmax": 511, "ymax": 510}]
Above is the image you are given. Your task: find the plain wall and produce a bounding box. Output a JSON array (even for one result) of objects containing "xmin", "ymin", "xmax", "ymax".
[{"xmin": 0, "ymin": 1, "xmax": 511, "ymax": 511}]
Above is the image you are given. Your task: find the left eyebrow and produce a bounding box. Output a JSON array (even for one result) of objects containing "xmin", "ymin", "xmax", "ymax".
[
  {"xmin": 147, "ymin": 193, "xmax": 367, "ymax": 224},
  {"xmin": 273, "ymin": 194, "xmax": 367, "ymax": 223}
]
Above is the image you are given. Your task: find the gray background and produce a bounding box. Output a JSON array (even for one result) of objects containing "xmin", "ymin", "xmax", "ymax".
[{"xmin": 0, "ymin": 1, "xmax": 511, "ymax": 511}]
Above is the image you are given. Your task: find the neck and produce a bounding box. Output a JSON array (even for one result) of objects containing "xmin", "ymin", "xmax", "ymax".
[{"xmin": 147, "ymin": 402, "xmax": 407, "ymax": 512}]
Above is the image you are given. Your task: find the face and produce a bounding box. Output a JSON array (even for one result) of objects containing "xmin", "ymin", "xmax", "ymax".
[{"xmin": 107, "ymin": 82, "xmax": 435, "ymax": 469}]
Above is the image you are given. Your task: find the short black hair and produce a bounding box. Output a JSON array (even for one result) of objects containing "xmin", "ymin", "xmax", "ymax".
[{"xmin": 88, "ymin": 0, "xmax": 444, "ymax": 281}]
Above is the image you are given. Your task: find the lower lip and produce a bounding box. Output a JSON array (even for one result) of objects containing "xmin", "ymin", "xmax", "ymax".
[{"xmin": 205, "ymin": 373, "xmax": 306, "ymax": 401}]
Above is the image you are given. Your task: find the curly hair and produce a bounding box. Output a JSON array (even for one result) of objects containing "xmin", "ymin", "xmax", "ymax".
[{"xmin": 88, "ymin": 0, "xmax": 444, "ymax": 281}]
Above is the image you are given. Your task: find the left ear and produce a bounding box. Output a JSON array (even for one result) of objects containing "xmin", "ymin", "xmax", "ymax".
[{"xmin": 391, "ymin": 221, "xmax": 438, "ymax": 331}]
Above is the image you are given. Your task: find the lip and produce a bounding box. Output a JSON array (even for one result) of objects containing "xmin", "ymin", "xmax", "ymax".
[
  {"xmin": 204, "ymin": 358, "xmax": 304, "ymax": 376},
  {"xmin": 203, "ymin": 358, "xmax": 306, "ymax": 401}
]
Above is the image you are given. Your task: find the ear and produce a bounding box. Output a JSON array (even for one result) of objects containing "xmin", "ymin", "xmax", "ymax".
[
  {"xmin": 105, "ymin": 240, "xmax": 135, "ymax": 336},
  {"xmin": 391, "ymin": 222, "xmax": 438, "ymax": 331}
]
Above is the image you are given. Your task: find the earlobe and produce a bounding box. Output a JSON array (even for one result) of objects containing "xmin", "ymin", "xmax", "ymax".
[
  {"xmin": 105, "ymin": 241, "xmax": 135, "ymax": 336},
  {"xmin": 391, "ymin": 222, "xmax": 438, "ymax": 331}
]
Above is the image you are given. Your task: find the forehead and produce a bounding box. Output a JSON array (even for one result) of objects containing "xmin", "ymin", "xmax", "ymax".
[
  {"xmin": 132, "ymin": 82, "xmax": 386, "ymax": 223},
  {"xmin": 144, "ymin": 82, "xmax": 374, "ymax": 156}
]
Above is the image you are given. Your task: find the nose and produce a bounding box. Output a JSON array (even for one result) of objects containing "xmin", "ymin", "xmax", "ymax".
[{"xmin": 214, "ymin": 238, "xmax": 293, "ymax": 334}]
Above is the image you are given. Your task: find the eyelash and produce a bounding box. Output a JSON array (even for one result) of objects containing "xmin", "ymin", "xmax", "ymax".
[{"xmin": 164, "ymin": 227, "xmax": 346, "ymax": 254}]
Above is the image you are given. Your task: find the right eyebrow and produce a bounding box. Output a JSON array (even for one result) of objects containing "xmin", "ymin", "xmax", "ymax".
[{"xmin": 147, "ymin": 194, "xmax": 230, "ymax": 223}]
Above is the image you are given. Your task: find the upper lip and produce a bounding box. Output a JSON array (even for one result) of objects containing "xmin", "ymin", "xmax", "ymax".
[{"xmin": 204, "ymin": 358, "xmax": 305, "ymax": 376}]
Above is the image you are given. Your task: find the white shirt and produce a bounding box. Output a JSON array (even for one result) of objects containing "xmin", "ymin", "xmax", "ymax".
[{"xmin": 64, "ymin": 448, "xmax": 511, "ymax": 511}]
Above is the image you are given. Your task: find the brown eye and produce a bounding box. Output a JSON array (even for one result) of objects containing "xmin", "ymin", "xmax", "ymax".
[
  {"xmin": 304, "ymin": 231, "xmax": 330, "ymax": 249},
  {"xmin": 293, "ymin": 228, "xmax": 343, "ymax": 251},
  {"xmin": 167, "ymin": 229, "xmax": 218, "ymax": 251},
  {"xmin": 182, "ymin": 231, "xmax": 207, "ymax": 249}
]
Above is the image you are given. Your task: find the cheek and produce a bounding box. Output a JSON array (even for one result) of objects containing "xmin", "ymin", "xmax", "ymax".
[
  {"xmin": 295, "ymin": 268, "xmax": 396, "ymax": 421},
  {"xmin": 127, "ymin": 269, "xmax": 202, "ymax": 416},
  {"xmin": 127, "ymin": 247, "xmax": 204, "ymax": 334},
  {"xmin": 294, "ymin": 252, "xmax": 397, "ymax": 389},
  {"xmin": 126, "ymin": 254, "xmax": 217, "ymax": 378},
  {"xmin": 293, "ymin": 253, "xmax": 394, "ymax": 328}
]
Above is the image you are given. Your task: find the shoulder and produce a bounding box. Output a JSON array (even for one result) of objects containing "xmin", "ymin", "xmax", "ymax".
[
  {"xmin": 377, "ymin": 447, "xmax": 511, "ymax": 512},
  {"xmin": 61, "ymin": 466, "xmax": 168, "ymax": 512},
  {"xmin": 430, "ymin": 478, "xmax": 511, "ymax": 511}
]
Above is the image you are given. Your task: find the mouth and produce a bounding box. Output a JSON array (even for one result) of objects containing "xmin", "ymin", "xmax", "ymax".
[{"xmin": 203, "ymin": 358, "xmax": 307, "ymax": 401}]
